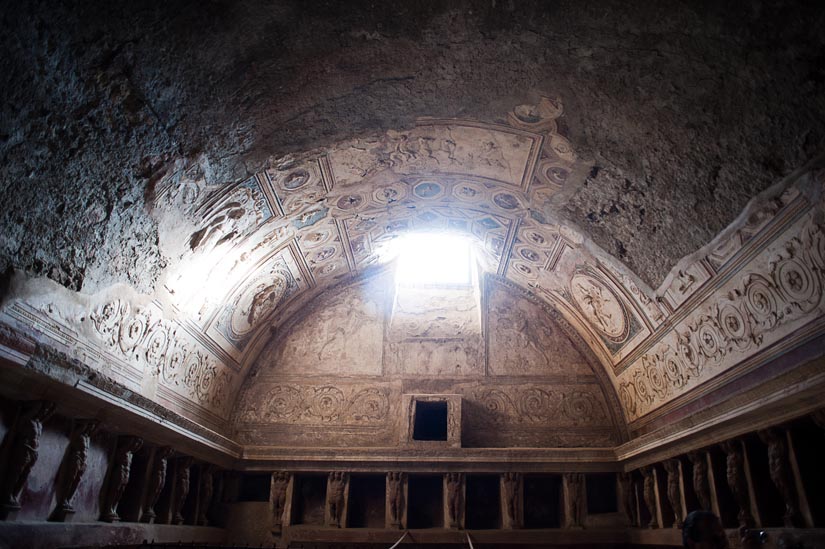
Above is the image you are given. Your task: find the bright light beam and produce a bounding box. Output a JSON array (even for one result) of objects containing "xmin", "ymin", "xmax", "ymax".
[{"xmin": 395, "ymin": 232, "xmax": 471, "ymax": 286}]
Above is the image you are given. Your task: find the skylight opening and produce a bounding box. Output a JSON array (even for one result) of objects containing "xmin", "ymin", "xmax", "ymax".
[{"xmin": 395, "ymin": 232, "xmax": 472, "ymax": 287}]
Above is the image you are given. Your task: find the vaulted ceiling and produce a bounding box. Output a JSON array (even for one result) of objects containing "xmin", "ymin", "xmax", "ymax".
[{"xmin": 1, "ymin": 0, "xmax": 824, "ymax": 449}]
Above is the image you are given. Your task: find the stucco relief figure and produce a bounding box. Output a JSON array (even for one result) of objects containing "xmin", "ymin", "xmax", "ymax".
[
  {"xmin": 327, "ymin": 471, "xmax": 347, "ymax": 528},
  {"xmin": 316, "ymin": 293, "xmax": 375, "ymax": 362},
  {"xmin": 663, "ymin": 460, "xmax": 684, "ymax": 528},
  {"xmin": 641, "ymin": 466, "xmax": 658, "ymax": 529},
  {"xmin": 1, "ymin": 400, "xmax": 55, "ymax": 513},
  {"xmin": 688, "ymin": 451, "xmax": 712, "ymax": 511},
  {"xmin": 446, "ymin": 473, "xmax": 463, "ymax": 528},
  {"xmin": 244, "ymin": 278, "xmax": 287, "ymax": 327},
  {"xmin": 198, "ymin": 465, "xmax": 215, "ymax": 526},
  {"xmin": 491, "ymin": 303, "xmax": 553, "ymax": 370},
  {"xmin": 188, "ymin": 186, "xmax": 262, "ymax": 253},
  {"xmin": 758, "ymin": 429, "xmax": 799, "ymax": 527},
  {"xmin": 271, "ymin": 471, "xmax": 291, "ymax": 533},
  {"xmin": 387, "ymin": 472, "xmax": 405, "ymax": 528},
  {"xmin": 721, "ymin": 440, "xmax": 754, "ymax": 529},
  {"xmin": 618, "ymin": 472, "xmax": 636, "ymax": 526},
  {"xmin": 142, "ymin": 446, "xmax": 173, "ymax": 522},
  {"xmin": 564, "ymin": 472, "xmax": 585, "ymax": 528},
  {"xmin": 172, "ymin": 456, "xmax": 194, "ymax": 525},
  {"xmin": 101, "ymin": 436, "xmax": 143, "ymax": 522},
  {"xmin": 571, "ymin": 274, "xmax": 627, "ymax": 340},
  {"xmin": 502, "ymin": 472, "xmax": 522, "ymax": 529},
  {"xmin": 55, "ymin": 419, "xmax": 99, "ymax": 516}
]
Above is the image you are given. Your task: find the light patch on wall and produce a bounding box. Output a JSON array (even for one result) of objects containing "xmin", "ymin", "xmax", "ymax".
[{"xmin": 394, "ymin": 232, "xmax": 472, "ymax": 287}]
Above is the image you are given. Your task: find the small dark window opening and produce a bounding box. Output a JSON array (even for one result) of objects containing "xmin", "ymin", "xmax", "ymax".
[{"xmin": 413, "ymin": 400, "xmax": 448, "ymax": 441}]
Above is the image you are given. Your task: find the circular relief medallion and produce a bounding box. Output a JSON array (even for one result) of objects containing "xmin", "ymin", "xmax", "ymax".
[
  {"xmin": 696, "ymin": 323, "xmax": 721, "ymax": 357},
  {"xmin": 144, "ymin": 326, "xmax": 169, "ymax": 366},
  {"xmin": 302, "ymin": 230, "xmax": 331, "ymax": 248},
  {"xmin": 282, "ymin": 169, "xmax": 310, "ymax": 190},
  {"xmin": 512, "ymin": 261, "xmax": 534, "ymax": 277},
  {"xmin": 413, "ymin": 181, "xmax": 442, "ymax": 199},
  {"xmin": 719, "ymin": 304, "xmax": 747, "ymax": 340},
  {"xmin": 318, "ymin": 262, "xmax": 338, "ymax": 276},
  {"xmin": 519, "ymin": 247, "xmax": 541, "ymax": 263},
  {"xmin": 373, "ymin": 184, "xmax": 406, "ymax": 204},
  {"xmin": 525, "ymin": 230, "xmax": 546, "ymax": 246},
  {"xmin": 493, "ymin": 192, "xmax": 520, "ymax": 210},
  {"xmin": 570, "ymin": 273, "xmax": 628, "ymax": 341},
  {"xmin": 663, "ymin": 356, "xmax": 686, "ymax": 387},
  {"xmin": 119, "ymin": 314, "xmax": 147, "ymax": 354},
  {"xmin": 230, "ymin": 274, "xmax": 288, "ymax": 336},
  {"xmin": 336, "ymin": 194, "xmax": 364, "ymax": 211},
  {"xmin": 745, "ymin": 276, "xmax": 778, "ymax": 323},
  {"xmin": 315, "ymin": 246, "xmax": 336, "ymax": 262},
  {"xmin": 776, "ymin": 257, "xmax": 816, "ymax": 303},
  {"xmin": 452, "ymin": 182, "xmax": 484, "ymax": 202}
]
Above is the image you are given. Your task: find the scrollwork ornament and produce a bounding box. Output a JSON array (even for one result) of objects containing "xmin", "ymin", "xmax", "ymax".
[
  {"xmin": 144, "ymin": 324, "xmax": 170, "ymax": 372},
  {"xmin": 632, "ymin": 368, "xmax": 654, "ymax": 404},
  {"xmin": 345, "ymin": 388, "xmax": 389, "ymax": 422},
  {"xmin": 195, "ymin": 363, "xmax": 216, "ymax": 401},
  {"xmin": 677, "ymin": 333, "xmax": 702, "ymax": 376},
  {"xmin": 264, "ymin": 385, "xmax": 303, "ymax": 421},
  {"xmin": 808, "ymin": 223, "xmax": 825, "ymax": 271},
  {"xmin": 118, "ymin": 311, "xmax": 148, "ymax": 355},
  {"xmin": 774, "ymin": 251, "xmax": 819, "ymax": 312},
  {"xmin": 717, "ymin": 302, "xmax": 751, "ymax": 351},
  {"xmin": 744, "ymin": 274, "xmax": 780, "ymax": 331},
  {"xmin": 517, "ymin": 388, "xmax": 554, "ymax": 422},
  {"xmin": 619, "ymin": 383, "xmax": 637, "ymax": 417},
  {"xmin": 90, "ymin": 300, "xmax": 126, "ymax": 347},
  {"xmin": 182, "ymin": 350, "xmax": 203, "ymax": 389},
  {"xmin": 163, "ymin": 344, "xmax": 185, "ymax": 383},
  {"xmin": 477, "ymin": 389, "xmax": 515, "ymax": 424},
  {"xmin": 562, "ymin": 391, "xmax": 602, "ymax": 424},
  {"xmin": 662, "ymin": 351, "xmax": 687, "ymax": 389},
  {"xmin": 307, "ymin": 386, "xmax": 345, "ymax": 422},
  {"xmin": 695, "ymin": 319, "xmax": 724, "ymax": 362},
  {"xmin": 644, "ymin": 355, "xmax": 668, "ymax": 399}
]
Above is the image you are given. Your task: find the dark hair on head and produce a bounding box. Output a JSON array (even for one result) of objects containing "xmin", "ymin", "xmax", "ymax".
[{"xmin": 683, "ymin": 510, "xmax": 719, "ymax": 547}]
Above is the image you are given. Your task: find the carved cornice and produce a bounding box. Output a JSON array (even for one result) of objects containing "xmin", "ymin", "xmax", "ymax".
[{"xmin": 0, "ymin": 338, "xmax": 242, "ymax": 459}]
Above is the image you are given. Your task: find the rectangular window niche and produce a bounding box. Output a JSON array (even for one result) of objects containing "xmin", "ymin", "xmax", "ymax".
[{"xmin": 403, "ymin": 394, "xmax": 462, "ymax": 448}]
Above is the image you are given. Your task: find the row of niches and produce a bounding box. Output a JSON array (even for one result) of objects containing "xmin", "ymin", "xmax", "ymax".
[
  {"xmin": 0, "ymin": 397, "xmax": 222, "ymax": 526},
  {"xmin": 627, "ymin": 412, "xmax": 825, "ymax": 536},
  {"xmin": 236, "ymin": 470, "xmax": 620, "ymax": 531}
]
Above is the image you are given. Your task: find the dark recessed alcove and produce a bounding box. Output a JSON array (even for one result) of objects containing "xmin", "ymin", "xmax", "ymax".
[
  {"xmin": 745, "ymin": 434, "xmax": 785, "ymax": 527},
  {"xmin": 586, "ymin": 473, "xmax": 617, "ymax": 514},
  {"xmin": 791, "ymin": 418, "xmax": 825, "ymax": 526},
  {"xmin": 407, "ymin": 475, "xmax": 443, "ymax": 528},
  {"xmin": 413, "ymin": 400, "xmax": 449, "ymax": 441},
  {"xmin": 348, "ymin": 475, "xmax": 386, "ymax": 528},
  {"xmin": 466, "ymin": 474, "xmax": 501, "ymax": 529},
  {"xmin": 709, "ymin": 447, "xmax": 738, "ymax": 528},
  {"xmin": 238, "ymin": 473, "xmax": 271, "ymax": 502},
  {"xmin": 292, "ymin": 474, "xmax": 328, "ymax": 525},
  {"xmin": 524, "ymin": 475, "xmax": 561, "ymax": 528}
]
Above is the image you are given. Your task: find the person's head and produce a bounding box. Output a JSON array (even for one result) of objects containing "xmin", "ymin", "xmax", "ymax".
[{"xmin": 682, "ymin": 511, "xmax": 729, "ymax": 549}]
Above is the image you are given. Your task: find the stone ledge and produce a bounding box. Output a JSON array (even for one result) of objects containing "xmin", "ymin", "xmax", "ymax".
[{"xmin": 0, "ymin": 522, "xmax": 226, "ymax": 549}]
